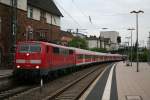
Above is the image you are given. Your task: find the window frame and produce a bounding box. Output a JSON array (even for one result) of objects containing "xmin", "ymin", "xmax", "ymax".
[
  {"xmin": 69, "ymin": 50, "xmax": 74, "ymax": 55},
  {"xmin": 40, "ymin": 10, "xmax": 46, "ymax": 19},
  {"xmin": 18, "ymin": 43, "xmax": 41, "ymax": 53},
  {"xmin": 27, "ymin": 6, "xmax": 33, "ymax": 19}
]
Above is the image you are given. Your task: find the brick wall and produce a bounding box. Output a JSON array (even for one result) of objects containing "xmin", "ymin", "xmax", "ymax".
[
  {"xmin": 17, "ymin": 9, "xmax": 61, "ymax": 42},
  {"xmin": 0, "ymin": 3, "xmax": 61, "ymax": 66},
  {"xmin": 0, "ymin": 4, "xmax": 12, "ymax": 56}
]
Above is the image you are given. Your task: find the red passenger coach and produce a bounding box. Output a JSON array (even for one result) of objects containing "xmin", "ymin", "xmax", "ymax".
[{"xmin": 14, "ymin": 41, "xmax": 122, "ymax": 80}]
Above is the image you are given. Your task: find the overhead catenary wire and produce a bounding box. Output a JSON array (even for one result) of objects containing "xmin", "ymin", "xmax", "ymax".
[
  {"xmin": 53, "ymin": 0, "xmax": 138, "ymax": 33},
  {"xmin": 71, "ymin": 0, "xmax": 106, "ymax": 31},
  {"xmin": 71, "ymin": 0, "xmax": 88, "ymax": 18},
  {"xmin": 52, "ymin": 0, "xmax": 82, "ymax": 28},
  {"xmin": 71, "ymin": 0, "xmax": 94, "ymax": 25},
  {"xmin": 53, "ymin": 0, "xmax": 108, "ymax": 30}
]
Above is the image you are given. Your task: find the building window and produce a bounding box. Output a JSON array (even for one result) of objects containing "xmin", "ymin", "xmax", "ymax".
[
  {"xmin": 28, "ymin": 31, "xmax": 33, "ymax": 40},
  {"xmin": 40, "ymin": 32, "xmax": 46, "ymax": 38},
  {"xmin": 10, "ymin": 0, "xmax": 17, "ymax": 7},
  {"xmin": 0, "ymin": 17, "xmax": 1, "ymax": 33},
  {"xmin": 40, "ymin": 10, "xmax": 46, "ymax": 19},
  {"xmin": 27, "ymin": 6, "xmax": 33, "ymax": 18}
]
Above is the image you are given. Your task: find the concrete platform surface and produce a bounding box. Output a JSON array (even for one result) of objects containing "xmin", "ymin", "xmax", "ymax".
[{"xmin": 116, "ymin": 62, "xmax": 150, "ymax": 100}]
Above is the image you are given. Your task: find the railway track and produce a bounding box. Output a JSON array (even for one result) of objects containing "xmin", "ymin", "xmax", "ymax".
[
  {"xmin": 0, "ymin": 75, "xmax": 37, "ymax": 100},
  {"xmin": 0, "ymin": 75, "xmax": 16, "ymax": 93},
  {"xmin": 43, "ymin": 64, "xmax": 112, "ymax": 100},
  {"xmin": 0, "ymin": 75, "xmax": 11, "ymax": 81},
  {"xmin": 0, "ymin": 64, "xmax": 110, "ymax": 100},
  {"xmin": 0, "ymin": 86, "xmax": 34, "ymax": 100},
  {"xmin": 5, "ymin": 63, "xmax": 111, "ymax": 100}
]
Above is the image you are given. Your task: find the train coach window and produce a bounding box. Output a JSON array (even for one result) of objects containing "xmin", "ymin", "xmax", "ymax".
[
  {"xmin": 85, "ymin": 55, "xmax": 91, "ymax": 59},
  {"xmin": 53, "ymin": 47, "xmax": 59, "ymax": 54},
  {"xmin": 19, "ymin": 45, "xmax": 29, "ymax": 52},
  {"xmin": 69, "ymin": 50, "xmax": 73, "ymax": 55},
  {"xmin": 78, "ymin": 54, "xmax": 83, "ymax": 59},
  {"xmin": 64, "ymin": 49, "xmax": 69, "ymax": 56},
  {"xmin": 60, "ymin": 48, "xmax": 69, "ymax": 56}
]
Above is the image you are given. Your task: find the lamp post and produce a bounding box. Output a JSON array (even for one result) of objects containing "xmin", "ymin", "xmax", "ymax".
[
  {"xmin": 130, "ymin": 10, "xmax": 144, "ymax": 72},
  {"xmin": 128, "ymin": 28, "xmax": 135, "ymax": 66},
  {"xmin": 148, "ymin": 32, "xmax": 150, "ymax": 63}
]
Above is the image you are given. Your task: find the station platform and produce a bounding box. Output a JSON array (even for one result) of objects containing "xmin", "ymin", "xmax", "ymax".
[
  {"xmin": 80, "ymin": 62, "xmax": 150, "ymax": 100},
  {"xmin": 116, "ymin": 62, "xmax": 150, "ymax": 100}
]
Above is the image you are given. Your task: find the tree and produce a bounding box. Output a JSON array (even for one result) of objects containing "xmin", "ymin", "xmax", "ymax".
[
  {"xmin": 68, "ymin": 37, "xmax": 88, "ymax": 49},
  {"xmin": 89, "ymin": 48, "xmax": 107, "ymax": 53}
]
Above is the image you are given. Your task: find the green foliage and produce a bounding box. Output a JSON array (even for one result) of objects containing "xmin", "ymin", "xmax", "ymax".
[
  {"xmin": 128, "ymin": 47, "xmax": 148, "ymax": 62},
  {"xmin": 89, "ymin": 48, "xmax": 107, "ymax": 53},
  {"xmin": 110, "ymin": 45, "xmax": 148, "ymax": 62},
  {"xmin": 68, "ymin": 37, "xmax": 88, "ymax": 49}
]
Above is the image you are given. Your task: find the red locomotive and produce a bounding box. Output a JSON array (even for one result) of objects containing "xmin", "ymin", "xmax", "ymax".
[{"xmin": 14, "ymin": 41, "xmax": 122, "ymax": 79}]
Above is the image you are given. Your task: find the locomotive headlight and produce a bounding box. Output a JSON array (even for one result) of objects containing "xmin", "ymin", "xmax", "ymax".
[
  {"xmin": 26, "ymin": 53, "xmax": 30, "ymax": 56},
  {"xmin": 17, "ymin": 65, "xmax": 20, "ymax": 68},
  {"xmin": 35, "ymin": 65, "xmax": 39, "ymax": 69}
]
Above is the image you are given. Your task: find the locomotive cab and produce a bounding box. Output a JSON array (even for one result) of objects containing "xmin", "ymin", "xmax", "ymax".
[
  {"xmin": 15, "ymin": 42, "xmax": 42, "ymax": 69},
  {"xmin": 14, "ymin": 42, "xmax": 44, "ymax": 79}
]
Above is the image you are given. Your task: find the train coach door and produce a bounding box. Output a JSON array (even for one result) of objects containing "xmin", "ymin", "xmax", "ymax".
[{"xmin": 46, "ymin": 46, "xmax": 51, "ymax": 66}]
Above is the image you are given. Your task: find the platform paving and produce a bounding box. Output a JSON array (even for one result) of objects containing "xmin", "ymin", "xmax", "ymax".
[{"xmin": 116, "ymin": 62, "xmax": 150, "ymax": 100}]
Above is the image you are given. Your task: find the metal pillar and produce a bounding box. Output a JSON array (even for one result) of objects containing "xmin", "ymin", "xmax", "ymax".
[
  {"xmin": 12, "ymin": 0, "xmax": 17, "ymax": 44},
  {"xmin": 130, "ymin": 10, "xmax": 144, "ymax": 72},
  {"xmin": 128, "ymin": 28, "xmax": 135, "ymax": 66},
  {"xmin": 136, "ymin": 13, "xmax": 139, "ymax": 72}
]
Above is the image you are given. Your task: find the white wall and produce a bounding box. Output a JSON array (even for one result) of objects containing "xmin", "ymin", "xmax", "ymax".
[
  {"xmin": 0, "ymin": 0, "xmax": 27, "ymax": 11},
  {"xmin": 87, "ymin": 39, "xmax": 111, "ymax": 50},
  {"xmin": 53, "ymin": 15, "xmax": 60, "ymax": 26},
  {"xmin": 17, "ymin": 0, "xmax": 27, "ymax": 11},
  {"xmin": 46, "ymin": 13, "xmax": 52, "ymax": 24},
  {"xmin": 88, "ymin": 40, "xmax": 98, "ymax": 48},
  {"xmin": 32, "ymin": 7, "xmax": 40, "ymax": 21},
  {"xmin": 100, "ymin": 31, "xmax": 119, "ymax": 50},
  {"xmin": 46, "ymin": 13, "xmax": 60, "ymax": 26},
  {"xmin": 0, "ymin": 0, "xmax": 11, "ymax": 6},
  {"xmin": 100, "ymin": 31, "xmax": 119, "ymax": 44}
]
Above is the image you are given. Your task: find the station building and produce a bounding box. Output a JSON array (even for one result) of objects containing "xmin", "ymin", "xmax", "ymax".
[
  {"xmin": 86, "ymin": 36, "xmax": 111, "ymax": 51},
  {"xmin": 0, "ymin": 0, "xmax": 63, "ymax": 66},
  {"xmin": 100, "ymin": 31, "xmax": 120, "ymax": 50}
]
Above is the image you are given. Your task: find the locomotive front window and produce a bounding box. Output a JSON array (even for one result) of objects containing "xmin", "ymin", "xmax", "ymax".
[
  {"xmin": 19, "ymin": 45, "xmax": 29, "ymax": 52},
  {"xmin": 18, "ymin": 44, "xmax": 41, "ymax": 53}
]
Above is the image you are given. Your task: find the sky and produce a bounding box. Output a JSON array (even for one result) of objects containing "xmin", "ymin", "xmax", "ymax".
[{"xmin": 54, "ymin": 0, "xmax": 150, "ymax": 47}]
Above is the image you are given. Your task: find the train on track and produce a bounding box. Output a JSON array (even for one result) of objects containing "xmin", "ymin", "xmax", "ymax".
[{"xmin": 13, "ymin": 41, "xmax": 122, "ymax": 80}]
